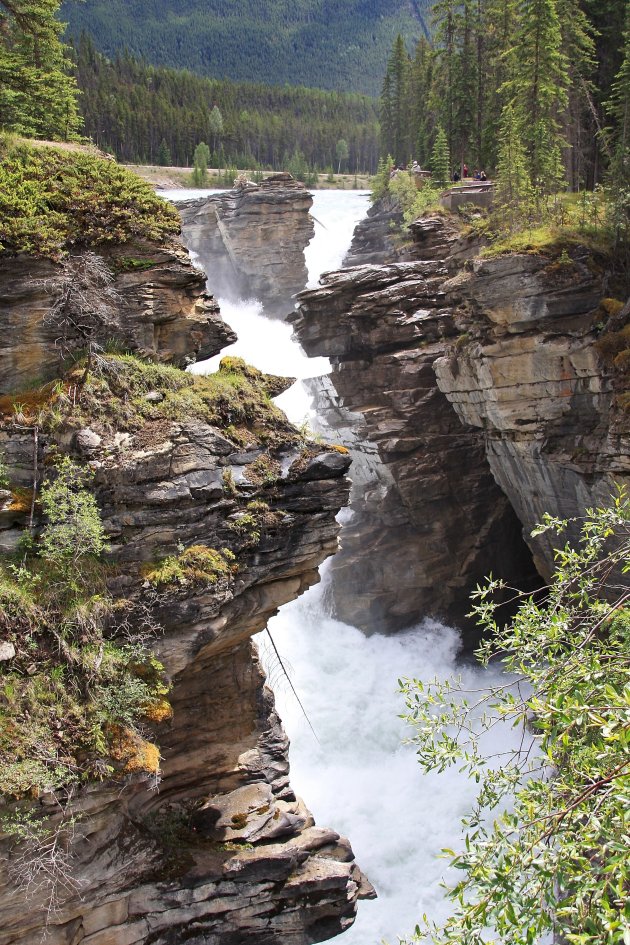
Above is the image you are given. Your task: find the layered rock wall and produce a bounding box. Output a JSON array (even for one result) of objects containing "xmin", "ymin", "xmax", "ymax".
[
  {"xmin": 0, "ymin": 234, "xmax": 372, "ymax": 943},
  {"xmin": 293, "ymin": 212, "xmax": 628, "ymax": 632},
  {"xmin": 179, "ymin": 175, "xmax": 314, "ymax": 316},
  {"xmin": 291, "ymin": 256, "xmax": 534, "ymax": 632},
  {"xmin": 434, "ymin": 253, "xmax": 630, "ymax": 576},
  {"xmin": 0, "ymin": 240, "xmax": 234, "ymax": 396}
]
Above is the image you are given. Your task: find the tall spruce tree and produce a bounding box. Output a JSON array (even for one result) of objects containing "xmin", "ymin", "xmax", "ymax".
[
  {"xmin": 430, "ymin": 126, "xmax": 451, "ymax": 184},
  {"xmin": 504, "ymin": 0, "xmax": 569, "ymax": 205},
  {"xmin": 409, "ymin": 38, "xmax": 434, "ymax": 165},
  {"xmin": 607, "ymin": 0, "xmax": 630, "ymax": 259},
  {"xmin": 380, "ymin": 35, "xmax": 411, "ymax": 165},
  {"xmin": 0, "ymin": 0, "xmax": 81, "ymax": 138},
  {"xmin": 495, "ymin": 102, "xmax": 535, "ymax": 227},
  {"xmin": 557, "ymin": 0, "xmax": 596, "ymax": 187}
]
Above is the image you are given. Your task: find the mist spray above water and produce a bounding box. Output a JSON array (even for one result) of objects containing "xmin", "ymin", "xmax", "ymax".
[{"xmin": 169, "ymin": 188, "xmax": 518, "ymax": 944}]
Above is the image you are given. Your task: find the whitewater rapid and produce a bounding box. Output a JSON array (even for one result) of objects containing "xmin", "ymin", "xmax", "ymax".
[{"xmin": 168, "ymin": 187, "xmax": 515, "ymax": 944}]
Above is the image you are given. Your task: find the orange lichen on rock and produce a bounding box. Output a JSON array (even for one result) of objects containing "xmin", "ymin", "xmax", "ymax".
[
  {"xmin": 143, "ymin": 698, "xmax": 173, "ymax": 724},
  {"xmin": 601, "ymin": 297, "xmax": 625, "ymax": 317},
  {"xmin": 8, "ymin": 487, "xmax": 33, "ymax": 513},
  {"xmin": 107, "ymin": 724, "xmax": 161, "ymax": 775},
  {"xmin": 330, "ymin": 444, "xmax": 349, "ymax": 454}
]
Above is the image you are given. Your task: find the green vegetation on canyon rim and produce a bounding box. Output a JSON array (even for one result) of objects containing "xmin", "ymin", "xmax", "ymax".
[
  {"xmin": 401, "ymin": 495, "xmax": 630, "ymax": 945},
  {"xmin": 375, "ymin": 0, "xmax": 630, "ymax": 287},
  {"xmin": 0, "ymin": 452, "xmax": 169, "ymax": 800},
  {"xmin": 0, "ymin": 136, "xmax": 180, "ymax": 258}
]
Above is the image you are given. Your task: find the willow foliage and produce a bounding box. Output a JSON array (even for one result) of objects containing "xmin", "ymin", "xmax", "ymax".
[{"xmin": 401, "ymin": 492, "xmax": 630, "ymax": 945}]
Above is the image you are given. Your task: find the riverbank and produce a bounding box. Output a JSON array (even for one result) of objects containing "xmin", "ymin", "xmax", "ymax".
[{"xmin": 122, "ymin": 162, "xmax": 372, "ymax": 190}]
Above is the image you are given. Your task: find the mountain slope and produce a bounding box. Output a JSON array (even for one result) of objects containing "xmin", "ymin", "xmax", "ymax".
[{"xmin": 60, "ymin": 0, "xmax": 431, "ymax": 96}]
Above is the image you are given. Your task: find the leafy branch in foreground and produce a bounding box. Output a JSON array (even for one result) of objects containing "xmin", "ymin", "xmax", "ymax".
[{"xmin": 400, "ymin": 490, "xmax": 630, "ymax": 945}]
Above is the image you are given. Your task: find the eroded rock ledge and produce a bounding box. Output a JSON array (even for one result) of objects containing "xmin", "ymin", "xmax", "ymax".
[
  {"xmin": 434, "ymin": 253, "xmax": 630, "ymax": 577},
  {"xmin": 0, "ymin": 235, "xmax": 372, "ymax": 943},
  {"xmin": 179, "ymin": 175, "xmax": 314, "ymax": 316},
  {"xmin": 0, "ymin": 239, "xmax": 235, "ymax": 396}
]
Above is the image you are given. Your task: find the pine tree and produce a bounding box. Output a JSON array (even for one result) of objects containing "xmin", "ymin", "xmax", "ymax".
[
  {"xmin": 607, "ymin": 0, "xmax": 630, "ymax": 261},
  {"xmin": 379, "ymin": 35, "xmax": 411, "ymax": 165},
  {"xmin": 557, "ymin": 0, "xmax": 596, "ymax": 188},
  {"xmin": 0, "ymin": 0, "xmax": 81, "ymax": 139},
  {"xmin": 495, "ymin": 102, "xmax": 534, "ymax": 228},
  {"xmin": 157, "ymin": 138, "xmax": 172, "ymax": 166},
  {"xmin": 430, "ymin": 126, "xmax": 451, "ymax": 184},
  {"xmin": 431, "ymin": 0, "xmax": 459, "ymax": 157},
  {"xmin": 504, "ymin": 0, "xmax": 569, "ymax": 206},
  {"xmin": 409, "ymin": 37, "xmax": 434, "ymax": 165}
]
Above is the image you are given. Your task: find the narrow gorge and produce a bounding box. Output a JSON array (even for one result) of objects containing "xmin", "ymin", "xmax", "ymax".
[{"xmin": 0, "ymin": 160, "xmax": 628, "ymax": 945}]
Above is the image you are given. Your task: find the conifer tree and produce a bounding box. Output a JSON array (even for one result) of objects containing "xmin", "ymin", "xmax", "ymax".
[
  {"xmin": 495, "ymin": 102, "xmax": 534, "ymax": 228},
  {"xmin": 157, "ymin": 138, "xmax": 172, "ymax": 166},
  {"xmin": 607, "ymin": 0, "xmax": 630, "ymax": 258},
  {"xmin": 409, "ymin": 38, "xmax": 434, "ymax": 165},
  {"xmin": 503, "ymin": 0, "xmax": 569, "ymax": 206},
  {"xmin": 430, "ymin": 126, "xmax": 451, "ymax": 184},
  {"xmin": 0, "ymin": 0, "xmax": 81, "ymax": 139},
  {"xmin": 557, "ymin": 0, "xmax": 596, "ymax": 187},
  {"xmin": 431, "ymin": 0, "xmax": 460, "ymax": 157},
  {"xmin": 379, "ymin": 35, "xmax": 411, "ymax": 165}
]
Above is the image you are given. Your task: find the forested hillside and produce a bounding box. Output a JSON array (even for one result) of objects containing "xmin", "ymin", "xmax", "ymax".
[
  {"xmin": 379, "ymin": 0, "xmax": 628, "ymax": 192},
  {"xmin": 74, "ymin": 38, "xmax": 380, "ymax": 171},
  {"xmin": 60, "ymin": 0, "xmax": 430, "ymax": 96}
]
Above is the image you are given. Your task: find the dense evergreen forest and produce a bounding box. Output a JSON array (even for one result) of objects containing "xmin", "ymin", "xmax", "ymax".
[
  {"xmin": 74, "ymin": 37, "xmax": 380, "ymax": 172},
  {"xmin": 379, "ymin": 0, "xmax": 628, "ymax": 193},
  {"xmin": 60, "ymin": 0, "xmax": 430, "ymax": 97}
]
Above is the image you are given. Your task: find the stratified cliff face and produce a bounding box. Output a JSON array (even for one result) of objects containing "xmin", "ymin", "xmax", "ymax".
[
  {"xmin": 0, "ymin": 239, "xmax": 235, "ymax": 396},
  {"xmin": 0, "ymin": 236, "xmax": 372, "ymax": 942},
  {"xmin": 179, "ymin": 175, "xmax": 314, "ymax": 316},
  {"xmin": 434, "ymin": 253, "xmax": 630, "ymax": 577},
  {"xmin": 293, "ymin": 211, "xmax": 628, "ymax": 632},
  {"xmin": 291, "ymin": 253, "xmax": 534, "ymax": 633}
]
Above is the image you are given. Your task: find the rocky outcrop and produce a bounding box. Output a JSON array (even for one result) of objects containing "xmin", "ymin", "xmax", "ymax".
[
  {"xmin": 0, "ymin": 239, "xmax": 235, "ymax": 396},
  {"xmin": 294, "ymin": 212, "xmax": 628, "ymax": 631},
  {"xmin": 291, "ymin": 258, "xmax": 535, "ymax": 633},
  {"xmin": 434, "ymin": 252, "xmax": 630, "ymax": 577},
  {"xmin": 343, "ymin": 194, "xmax": 403, "ymax": 266},
  {"xmin": 0, "ymin": 233, "xmax": 372, "ymax": 941},
  {"xmin": 0, "ymin": 414, "xmax": 372, "ymax": 944},
  {"xmin": 179, "ymin": 175, "xmax": 314, "ymax": 316}
]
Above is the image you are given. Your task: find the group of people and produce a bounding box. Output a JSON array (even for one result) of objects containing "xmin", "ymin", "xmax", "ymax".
[
  {"xmin": 388, "ymin": 160, "xmax": 488, "ymax": 183},
  {"xmin": 453, "ymin": 164, "xmax": 488, "ymax": 182}
]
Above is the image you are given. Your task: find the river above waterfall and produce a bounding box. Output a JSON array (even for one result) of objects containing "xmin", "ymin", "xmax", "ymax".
[{"xmin": 166, "ymin": 188, "xmax": 517, "ymax": 945}]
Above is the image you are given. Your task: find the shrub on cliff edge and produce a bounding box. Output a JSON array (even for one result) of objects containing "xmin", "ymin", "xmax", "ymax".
[
  {"xmin": 0, "ymin": 138, "xmax": 180, "ymax": 259},
  {"xmin": 400, "ymin": 492, "xmax": 630, "ymax": 945}
]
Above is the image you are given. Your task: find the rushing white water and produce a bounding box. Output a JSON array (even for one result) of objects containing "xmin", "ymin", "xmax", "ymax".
[
  {"xmin": 265, "ymin": 577, "xmax": 515, "ymax": 945},
  {"xmin": 182, "ymin": 189, "xmax": 372, "ymax": 426},
  {"xmin": 166, "ymin": 187, "xmax": 518, "ymax": 944}
]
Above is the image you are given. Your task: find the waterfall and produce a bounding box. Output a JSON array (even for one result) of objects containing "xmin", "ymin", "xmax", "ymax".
[{"xmin": 168, "ymin": 187, "xmax": 518, "ymax": 944}]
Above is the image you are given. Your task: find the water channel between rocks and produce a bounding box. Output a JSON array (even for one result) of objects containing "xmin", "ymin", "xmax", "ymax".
[{"xmin": 163, "ymin": 188, "xmax": 517, "ymax": 945}]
